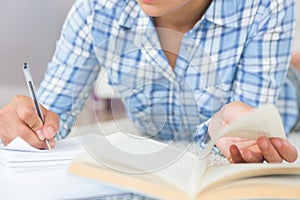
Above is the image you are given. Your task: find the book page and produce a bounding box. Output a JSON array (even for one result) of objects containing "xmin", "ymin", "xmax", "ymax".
[
  {"xmin": 198, "ymin": 175, "xmax": 300, "ymax": 199},
  {"xmin": 71, "ymin": 132, "xmax": 208, "ymax": 197},
  {"xmin": 69, "ymin": 132, "xmax": 300, "ymax": 200},
  {"xmin": 220, "ymin": 104, "xmax": 286, "ymax": 139},
  {"xmin": 197, "ymin": 163, "xmax": 300, "ymax": 193}
]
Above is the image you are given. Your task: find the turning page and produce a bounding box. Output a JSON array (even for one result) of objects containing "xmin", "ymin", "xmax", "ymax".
[{"xmin": 219, "ymin": 104, "xmax": 286, "ymax": 139}]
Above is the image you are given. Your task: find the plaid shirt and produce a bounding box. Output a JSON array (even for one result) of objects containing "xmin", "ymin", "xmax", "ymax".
[{"xmin": 38, "ymin": 0, "xmax": 297, "ymax": 144}]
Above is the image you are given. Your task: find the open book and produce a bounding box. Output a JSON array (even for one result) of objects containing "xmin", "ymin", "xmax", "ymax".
[{"xmin": 68, "ymin": 104, "xmax": 300, "ymax": 200}]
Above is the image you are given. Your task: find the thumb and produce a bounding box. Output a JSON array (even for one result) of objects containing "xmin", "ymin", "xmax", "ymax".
[{"xmin": 42, "ymin": 107, "xmax": 60, "ymax": 139}]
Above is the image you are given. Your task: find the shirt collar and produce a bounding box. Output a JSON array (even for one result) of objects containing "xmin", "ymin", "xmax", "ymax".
[
  {"xmin": 118, "ymin": 0, "xmax": 141, "ymax": 29},
  {"xmin": 204, "ymin": 0, "xmax": 240, "ymax": 28}
]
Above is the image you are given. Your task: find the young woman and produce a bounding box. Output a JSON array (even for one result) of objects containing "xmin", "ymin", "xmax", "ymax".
[{"xmin": 0, "ymin": 0, "xmax": 298, "ymax": 163}]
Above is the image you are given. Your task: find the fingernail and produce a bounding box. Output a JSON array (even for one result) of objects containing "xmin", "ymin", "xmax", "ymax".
[
  {"xmin": 260, "ymin": 140, "xmax": 268, "ymax": 149},
  {"xmin": 36, "ymin": 130, "xmax": 45, "ymax": 140},
  {"xmin": 230, "ymin": 146, "xmax": 238, "ymax": 155}
]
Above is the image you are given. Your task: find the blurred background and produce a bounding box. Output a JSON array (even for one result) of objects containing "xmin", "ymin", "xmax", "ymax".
[
  {"xmin": 0, "ymin": 0, "xmax": 299, "ymax": 124},
  {"xmin": 0, "ymin": 0, "xmax": 74, "ymax": 105}
]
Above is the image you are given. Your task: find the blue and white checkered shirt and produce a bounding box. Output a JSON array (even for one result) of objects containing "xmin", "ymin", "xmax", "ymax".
[{"xmin": 38, "ymin": 0, "xmax": 297, "ymax": 144}]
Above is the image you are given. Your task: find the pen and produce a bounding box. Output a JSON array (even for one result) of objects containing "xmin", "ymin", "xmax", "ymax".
[{"xmin": 22, "ymin": 63, "xmax": 52, "ymax": 150}]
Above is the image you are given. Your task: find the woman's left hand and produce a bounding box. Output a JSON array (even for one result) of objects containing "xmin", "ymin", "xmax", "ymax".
[{"xmin": 209, "ymin": 101, "xmax": 298, "ymax": 163}]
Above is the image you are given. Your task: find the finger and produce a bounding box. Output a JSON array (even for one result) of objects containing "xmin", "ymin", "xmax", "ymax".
[
  {"xmin": 229, "ymin": 145, "xmax": 246, "ymax": 163},
  {"xmin": 42, "ymin": 108, "xmax": 59, "ymax": 139},
  {"xmin": 241, "ymin": 149, "xmax": 264, "ymax": 163},
  {"xmin": 257, "ymin": 137, "xmax": 282, "ymax": 163},
  {"xmin": 18, "ymin": 124, "xmax": 48, "ymax": 149},
  {"xmin": 14, "ymin": 95, "xmax": 43, "ymax": 133},
  {"xmin": 49, "ymin": 138, "xmax": 56, "ymax": 148},
  {"xmin": 270, "ymin": 138, "xmax": 298, "ymax": 163}
]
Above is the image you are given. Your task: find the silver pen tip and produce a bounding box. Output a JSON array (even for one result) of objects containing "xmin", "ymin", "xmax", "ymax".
[{"xmin": 45, "ymin": 139, "xmax": 52, "ymax": 150}]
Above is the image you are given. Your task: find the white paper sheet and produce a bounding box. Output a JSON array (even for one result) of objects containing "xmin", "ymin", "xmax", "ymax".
[
  {"xmin": 0, "ymin": 136, "xmax": 85, "ymax": 173},
  {"xmin": 0, "ymin": 135, "xmax": 152, "ymax": 200}
]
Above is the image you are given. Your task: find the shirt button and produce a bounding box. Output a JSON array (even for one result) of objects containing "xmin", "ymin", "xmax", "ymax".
[
  {"xmin": 185, "ymin": 46, "xmax": 192, "ymax": 52},
  {"xmin": 194, "ymin": 89, "xmax": 200, "ymax": 93},
  {"xmin": 145, "ymin": 114, "xmax": 151, "ymax": 123},
  {"xmin": 220, "ymin": 97, "xmax": 226, "ymax": 104}
]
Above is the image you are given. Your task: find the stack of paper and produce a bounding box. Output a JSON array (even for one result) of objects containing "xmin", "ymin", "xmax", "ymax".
[
  {"xmin": 0, "ymin": 135, "xmax": 156, "ymax": 200},
  {"xmin": 0, "ymin": 136, "xmax": 85, "ymax": 173}
]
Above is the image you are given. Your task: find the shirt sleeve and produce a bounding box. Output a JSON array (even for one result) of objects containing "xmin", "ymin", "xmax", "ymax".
[
  {"xmin": 230, "ymin": 0, "xmax": 296, "ymax": 134},
  {"xmin": 37, "ymin": 0, "xmax": 101, "ymax": 139}
]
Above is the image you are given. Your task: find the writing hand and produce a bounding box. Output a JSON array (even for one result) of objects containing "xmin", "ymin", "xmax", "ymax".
[{"xmin": 0, "ymin": 95, "xmax": 59, "ymax": 149}]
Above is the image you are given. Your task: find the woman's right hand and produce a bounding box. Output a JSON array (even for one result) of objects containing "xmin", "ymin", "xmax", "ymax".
[{"xmin": 0, "ymin": 95, "xmax": 59, "ymax": 149}]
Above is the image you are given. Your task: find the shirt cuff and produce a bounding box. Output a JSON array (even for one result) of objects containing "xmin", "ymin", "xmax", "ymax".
[
  {"xmin": 194, "ymin": 119, "xmax": 224, "ymax": 158},
  {"xmin": 55, "ymin": 113, "xmax": 75, "ymax": 140},
  {"xmin": 194, "ymin": 119, "xmax": 211, "ymax": 147}
]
